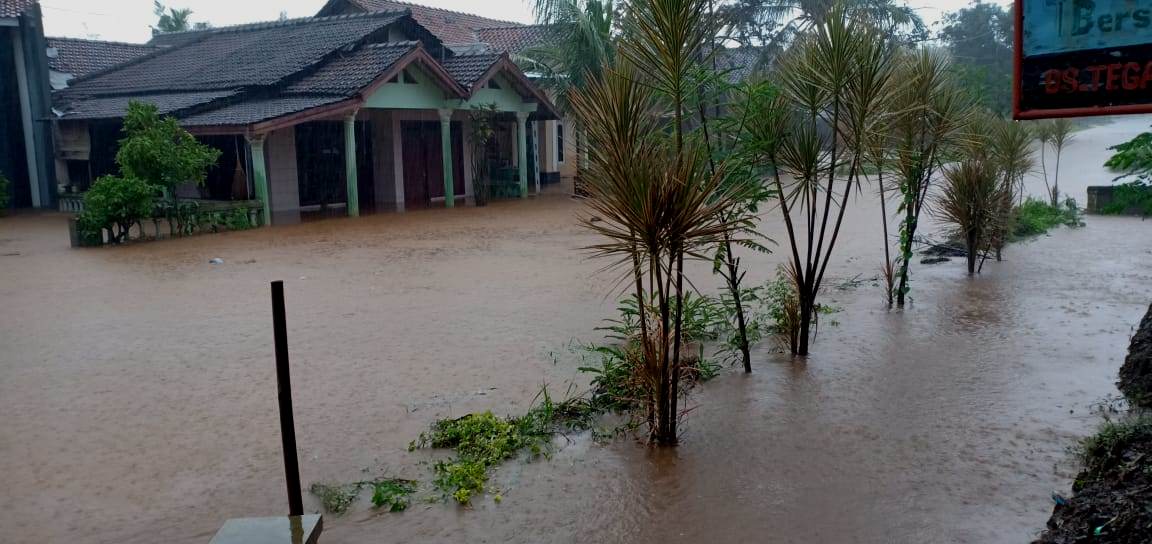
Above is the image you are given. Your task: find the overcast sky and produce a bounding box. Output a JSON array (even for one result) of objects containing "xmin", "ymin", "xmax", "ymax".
[{"xmin": 40, "ymin": 0, "xmax": 991, "ymax": 44}]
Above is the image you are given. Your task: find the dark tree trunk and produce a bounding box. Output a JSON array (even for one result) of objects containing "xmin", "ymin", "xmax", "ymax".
[
  {"xmin": 722, "ymin": 235, "xmax": 752, "ymax": 372},
  {"xmin": 966, "ymin": 233, "xmax": 979, "ymax": 275}
]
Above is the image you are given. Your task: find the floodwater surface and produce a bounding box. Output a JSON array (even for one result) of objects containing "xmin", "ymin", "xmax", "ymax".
[{"xmin": 2, "ymin": 118, "xmax": 1151, "ymax": 544}]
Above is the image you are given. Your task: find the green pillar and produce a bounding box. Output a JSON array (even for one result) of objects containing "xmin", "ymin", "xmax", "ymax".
[
  {"xmin": 344, "ymin": 113, "xmax": 360, "ymax": 217},
  {"xmin": 516, "ymin": 111, "xmax": 529, "ymax": 199},
  {"xmin": 247, "ymin": 135, "xmax": 271, "ymax": 226},
  {"xmin": 438, "ymin": 109, "xmax": 455, "ymax": 208}
]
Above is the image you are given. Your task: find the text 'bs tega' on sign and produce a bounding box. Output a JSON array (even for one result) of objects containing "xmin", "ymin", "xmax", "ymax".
[{"xmin": 1015, "ymin": 0, "xmax": 1152, "ymax": 119}]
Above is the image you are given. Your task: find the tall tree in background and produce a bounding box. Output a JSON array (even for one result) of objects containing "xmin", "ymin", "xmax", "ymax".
[
  {"xmin": 523, "ymin": 0, "xmax": 617, "ymax": 186},
  {"xmin": 937, "ymin": 0, "xmax": 1013, "ymax": 115},
  {"xmin": 717, "ymin": 0, "xmax": 926, "ymax": 59},
  {"xmin": 524, "ymin": 0, "xmax": 616, "ymax": 112},
  {"xmin": 151, "ymin": 1, "xmax": 210, "ymax": 35}
]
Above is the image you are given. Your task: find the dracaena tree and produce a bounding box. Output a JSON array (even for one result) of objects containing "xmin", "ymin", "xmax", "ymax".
[
  {"xmin": 572, "ymin": 0, "xmax": 756, "ymax": 445},
  {"xmin": 736, "ymin": 5, "xmax": 898, "ymax": 355},
  {"xmin": 885, "ymin": 48, "xmax": 972, "ymax": 307},
  {"xmin": 933, "ymin": 158, "xmax": 1005, "ymax": 275}
]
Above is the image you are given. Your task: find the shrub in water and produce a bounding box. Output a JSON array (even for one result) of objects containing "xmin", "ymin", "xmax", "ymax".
[{"xmin": 78, "ymin": 176, "xmax": 157, "ymax": 243}]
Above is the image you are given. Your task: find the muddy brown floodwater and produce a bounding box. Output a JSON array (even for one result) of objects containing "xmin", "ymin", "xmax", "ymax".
[{"xmin": 2, "ymin": 117, "xmax": 1152, "ymax": 544}]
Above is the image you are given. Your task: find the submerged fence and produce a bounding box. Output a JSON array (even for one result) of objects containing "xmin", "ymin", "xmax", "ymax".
[{"xmin": 62, "ymin": 195, "xmax": 265, "ymax": 247}]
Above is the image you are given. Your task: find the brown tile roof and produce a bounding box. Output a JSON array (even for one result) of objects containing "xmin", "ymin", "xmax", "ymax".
[
  {"xmin": 284, "ymin": 42, "xmax": 416, "ymax": 95},
  {"xmin": 324, "ymin": 0, "xmax": 521, "ymax": 45},
  {"xmin": 440, "ymin": 53, "xmax": 501, "ymax": 89},
  {"xmin": 54, "ymin": 91, "xmax": 238, "ymax": 120},
  {"xmin": 54, "ymin": 7, "xmax": 557, "ymax": 129},
  {"xmin": 178, "ymin": 95, "xmax": 349, "ymax": 127},
  {"xmin": 66, "ymin": 11, "xmax": 408, "ymax": 95},
  {"xmin": 0, "ymin": 0, "xmax": 35, "ymax": 18},
  {"xmin": 475, "ymin": 25, "xmax": 553, "ymax": 54},
  {"xmin": 46, "ymin": 37, "xmax": 157, "ymax": 79}
]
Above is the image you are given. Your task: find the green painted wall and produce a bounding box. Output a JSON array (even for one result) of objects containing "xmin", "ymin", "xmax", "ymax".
[
  {"xmin": 462, "ymin": 75, "xmax": 535, "ymax": 113},
  {"xmin": 363, "ymin": 64, "xmax": 449, "ymax": 110},
  {"xmin": 364, "ymin": 68, "xmax": 537, "ymax": 114}
]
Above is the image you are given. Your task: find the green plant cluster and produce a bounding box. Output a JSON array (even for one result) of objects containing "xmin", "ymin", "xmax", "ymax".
[
  {"xmin": 78, "ymin": 101, "xmax": 224, "ymax": 243},
  {"xmin": 116, "ymin": 102, "xmax": 220, "ymax": 194},
  {"xmin": 370, "ymin": 479, "xmax": 417, "ymax": 512},
  {"xmin": 410, "ymin": 390, "xmax": 594, "ymax": 505},
  {"xmin": 1012, "ymin": 197, "xmax": 1083, "ymax": 240},
  {"xmin": 579, "ymin": 294, "xmax": 737, "ymax": 412},
  {"xmin": 308, "ymin": 477, "xmax": 416, "ymax": 515},
  {"xmin": 1077, "ymin": 415, "xmax": 1152, "ymax": 483},
  {"xmin": 1105, "ymin": 132, "xmax": 1152, "ymax": 179},
  {"xmin": 77, "ymin": 176, "xmax": 157, "ymax": 243}
]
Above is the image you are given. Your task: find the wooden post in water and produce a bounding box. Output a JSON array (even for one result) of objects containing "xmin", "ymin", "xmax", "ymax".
[{"xmin": 271, "ymin": 280, "xmax": 304, "ymax": 516}]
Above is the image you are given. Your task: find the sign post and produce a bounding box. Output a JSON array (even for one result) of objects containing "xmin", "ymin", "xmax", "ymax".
[
  {"xmin": 271, "ymin": 280, "xmax": 304, "ymax": 516},
  {"xmin": 1015, "ymin": 0, "xmax": 1152, "ymax": 119}
]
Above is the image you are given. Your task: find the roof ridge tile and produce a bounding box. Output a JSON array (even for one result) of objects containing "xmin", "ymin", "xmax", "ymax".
[
  {"xmin": 352, "ymin": 0, "xmax": 522, "ymax": 27},
  {"xmin": 154, "ymin": 8, "xmax": 410, "ymax": 39}
]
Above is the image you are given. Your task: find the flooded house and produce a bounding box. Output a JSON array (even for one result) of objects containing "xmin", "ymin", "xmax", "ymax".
[{"xmin": 49, "ymin": 9, "xmax": 560, "ymax": 225}]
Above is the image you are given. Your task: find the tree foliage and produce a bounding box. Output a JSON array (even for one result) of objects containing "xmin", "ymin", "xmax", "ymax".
[
  {"xmin": 936, "ymin": 0, "xmax": 1013, "ymax": 115},
  {"xmin": 717, "ymin": 0, "xmax": 926, "ymax": 60},
  {"xmin": 78, "ymin": 176, "xmax": 157, "ymax": 244},
  {"xmin": 151, "ymin": 1, "xmax": 209, "ymax": 34},
  {"xmin": 116, "ymin": 101, "xmax": 220, "ymax": 197},
  {"xmin": 523, "ymin": 0, "xmax": 617, "ymax": 113}
]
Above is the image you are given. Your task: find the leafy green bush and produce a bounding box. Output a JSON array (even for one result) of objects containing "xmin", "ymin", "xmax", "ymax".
[
  {"xmin": 370, "ymin": 479, "xmax": 416, "ymax": 512},
  {"xmin": 117, "ymin": 101, "xmax": 220, "ymax": 194},
  {"xmin": 77, "ymin": 176, "xmax": 157, "ymax": 243},
  {"xmin": 412, "ymin": 410, "xmax": 550, "ymax": 504},
  {"xmin": 1105, "ymin": 131, "xmax": 1152, "ymax": 180},
  {"xmin": 409, "ymin": 387, "xmax": 594, "ymax": 505},
  {"xmin": 1012, "ymin": 197, "xmax": 1083, "ymax": 240},
  {"xmin": 1101, "ymin": 181, "xmax": 1152, "ymax": 217},
  {"xmin": 309, "ymin": 477, "xmax": 417, "ymax": 515}
]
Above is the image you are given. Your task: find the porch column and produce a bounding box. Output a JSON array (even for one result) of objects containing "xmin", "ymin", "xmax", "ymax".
[
  {"xmin": 516, "ymin": 111, "xmax": 529, "ymax": 199},
  {"xmin": 246, "ymin": 134, "xmax": 271, "ymax": 226},
  {"xmin": 531, "ymin": 120, "xmax": 541, "ymax": 195},
  {"xmin": 438, "ymin": 109, "xmax": 455, "ymax": 208},
  {"xmin": 344, "ymin": 113, "xmax": 360, "ymax": 217}
]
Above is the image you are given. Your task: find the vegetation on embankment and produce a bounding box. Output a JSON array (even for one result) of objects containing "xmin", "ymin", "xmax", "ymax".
[
  {"xmin": 1035, "ymin": 304, "xmax": 1152, "ymax": 543},
  {"xmin": 1034, "ymin": 415, "xmax": 1152, "ymax": 544}
]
